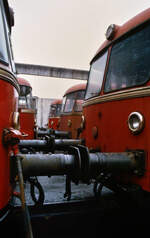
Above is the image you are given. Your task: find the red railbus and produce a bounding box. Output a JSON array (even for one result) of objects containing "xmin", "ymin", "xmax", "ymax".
[
  {"xmin": 14, "ymin": 8, "xmax": 150, "ymax": 209},
  {"xmin": 80, "ymin": 8, "xmax": 150, "ymax": 193},
  {"xmin": 0, "ymin": 0, "xmax": 20, "ymax": 219},
  {"xmin": 59, "ymin": 83, "xmax": 86, "ymax": 139},
  {"xmin": 17, "ymin": 77, "xmax": 36, "ymax": 139},
  {"xmin": 48, "ymin": 99, "xmax": 62, "ymax": 130}
]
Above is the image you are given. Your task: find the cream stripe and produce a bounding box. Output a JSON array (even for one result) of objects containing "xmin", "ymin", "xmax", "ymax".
[
  {"xmin": 20, "ymin": 109, "xmax": 35, "ymax": 113},
  {"xmin": 0, "ymin": 67, "xmax": 20, "ymax": 93},
  {"xmin": 83, "ymin": 86, "xmax": 150, "ymax": 107}
]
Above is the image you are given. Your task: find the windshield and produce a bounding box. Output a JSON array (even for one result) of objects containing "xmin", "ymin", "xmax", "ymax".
[
  {"xmin": 61, "ymin": 96, "xmax": 66, "ymax": 113},
  {"xmin": 64, "ymin": 92, "xmax": 75, "ymax": 113},
  {"xmin": 85, "ymin": 51, "xmax": 108, "ymax": 99},
  {"xmin": 104, "ymin": 23, "xmax": 150, "ymax": 92},
  {"xmin": 18, "ymin": 93, "xmax": 35, "ymax": 110},
  {"xmin": 49, "ymin": 104, "xmax": 62, "ymax": 117},
  {"xmin": 63, "ymin": 90, "xmax": 85, "ymax": 113},
  {"xmin": 74, "ymin": 90, "xmax": 85, "ymax": 112},
  {"xmin": 20, "ymin": 85, "xmax": 32, "ymax": 97}
]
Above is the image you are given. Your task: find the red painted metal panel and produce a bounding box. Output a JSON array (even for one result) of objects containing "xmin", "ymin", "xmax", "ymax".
[
  {"xmin": 0, "ymin": 80, "xmax": 18, "ymax": 210},
  {"xmin": 19, "ymin": 109, "xmax": 35, "ymax": 139}
]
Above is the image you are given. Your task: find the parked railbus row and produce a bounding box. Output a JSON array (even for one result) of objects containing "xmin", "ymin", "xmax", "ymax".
[{"xmin": 1, "ymin": 0, "xmax": 150, "ymax": 236}]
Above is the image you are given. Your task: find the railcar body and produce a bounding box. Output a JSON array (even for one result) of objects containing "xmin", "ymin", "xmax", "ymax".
[
  {"xmin": 80, "ymin": 8, "xmax": 150, "ymax": 192},
  {"xmin": 17, "ymin": 77, "xmax": 36, "ymax": 139},
  {"xmin": 48, "ymin": 99, "xmax": 62, "ymax": 130},
  {"xmin": 0, "ymin": 0, "xmax": 20, "ymax": 218},
  {"xmin": 59, "ymin": 83, "xmax": 86, "ymax": 139}
]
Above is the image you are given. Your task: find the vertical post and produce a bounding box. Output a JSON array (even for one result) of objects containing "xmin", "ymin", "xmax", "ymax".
[{"xmin": 16, "ymin": 155, "xmax": 34, "ymax": 238}]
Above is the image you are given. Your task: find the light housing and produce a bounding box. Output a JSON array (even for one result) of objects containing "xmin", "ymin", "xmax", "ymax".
[
  {"xmin": 80, "ymin": 115, "xmax": 85, "ymax": 129},
  {"xmin": 67, "ymin": 119, "xmax": 72, "ymax": 127},
  {"xmin": 12, "ymin": 112, "xmax": 20, "ymax": 130},
  {"xmin": 105, "ymin": 24, "xmax": 116, "ymax": 40},
  {"xmin": 128, "ymin": 112, "xmax": 144, "ymax": 134}
]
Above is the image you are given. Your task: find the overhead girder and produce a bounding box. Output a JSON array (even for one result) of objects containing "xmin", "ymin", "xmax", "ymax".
[{"xmin": 15, "ymin": 63, "xmax": 89, "ymax": 80}]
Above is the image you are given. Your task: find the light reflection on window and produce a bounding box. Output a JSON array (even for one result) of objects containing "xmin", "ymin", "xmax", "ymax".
[{"xmin": 85, "ymin": 51, "xmax": 108, "ymax": 99}]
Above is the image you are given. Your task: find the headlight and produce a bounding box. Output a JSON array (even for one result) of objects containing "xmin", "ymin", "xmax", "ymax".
[
  {"xmin": 13, "ymin": 112, "xmax": 20, "ymax": 130},
  {"xmin": 80, "ymin": 115, "xmax": 85, "ymax": 129},
  {"xmin": 128, "ymin": 112, "xmax": 144, "ymax": 134},
  {"xmin": 67, "ymin": 119, "xmax": 72, "ymax": 127}
]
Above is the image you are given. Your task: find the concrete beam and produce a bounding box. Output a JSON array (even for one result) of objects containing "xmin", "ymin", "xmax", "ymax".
[{"xmin": 15, "ymin": 63, "xmax": 89, "ymax": 80}]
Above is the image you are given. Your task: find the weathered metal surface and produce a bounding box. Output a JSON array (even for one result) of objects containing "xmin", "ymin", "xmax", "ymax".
[
  {"xmin": 37, "ymin": 129, "xmax": 71, "ymax": 138},
  {"xmin": 15, "ymin": 63, "xmax": 89, "ymax": 80},
  {"xmin": 20, "ymin": 151, "xmax": 142, "ymax": 178},
  {"xmin": 21, "ymin": 153, "xmax": 75, "ymax": 176},
  {"xmin": 19, "ymin": 138, "xmax": 82, "ymax": 150}
]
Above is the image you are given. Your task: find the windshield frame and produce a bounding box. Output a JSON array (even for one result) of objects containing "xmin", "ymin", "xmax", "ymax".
[
  {"xmin": 50, "ymin": 104, "xmax": 62, "ymax": 117},
  {"xmin": 62, "ymin": 90, "xmax": 85, "ymax": 113},
  {"xmin": 85, "ymin": 50, "xmax": 108, "ymax": 100},
  {"xmin": 0, "ymin": 0, "xmax": 10, "ymax": 66},
  {"xmin": 104, "ymin": 22, "xmax": 150, "ymax": 93}
]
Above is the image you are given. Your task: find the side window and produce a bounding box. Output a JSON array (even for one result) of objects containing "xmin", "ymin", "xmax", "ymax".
[
  {"xmin": 0, "ymin": 2, "xmax": 9, "ymax": 64},
  {"xmin": 2, "ymin": 2, "xmax": 16, "ymax": 72}
]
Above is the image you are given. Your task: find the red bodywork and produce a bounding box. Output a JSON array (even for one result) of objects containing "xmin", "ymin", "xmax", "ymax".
[
  {"xmin": 48, "ymin": 99, "xmax": 62, "ymax": 130},
  {"xmin": 19, "ymin": 108, "xmax": 35, "ymax": 139},
  {"xmin": 0, "ymin": 64, "xmax": 19, "ymax": 210},
  {"xmin": 59, "ymin": 83, "xmax": 86, "ymax": 139},
  {"xmin": 0, "ymin": 0, "xmax": 21, "ymax": 213},
  {"xmin": 82, "ymin": 8, "xmax": 150, "ymax": 192},
  {"xmin": 17, "ymin": 77, "xmax": 36, "ymax": 139}
]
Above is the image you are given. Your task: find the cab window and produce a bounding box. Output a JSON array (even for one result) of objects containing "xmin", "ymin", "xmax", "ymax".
[
  {"xmin": 85, "ymin": 51, "xmax": 108, "ymax": 99},
  {"xmin": 74, "ymin": 90, "xmax": 85, "ymax": 112},
  {"xmin": 74, "ymin": 100, "xmax": 83, "ymax": 112},
  {"xmin": 0, "ymin": 2, "xmax": 9, "ymax": 64},
  {"xmin": 104, "ymin": 23, "xmax": 150, "ymax": 92},
  {"xmin": 56, "ymin": 104, "xmax": 62, "ymax": 116},
  {"xmin": 50, "ymin": 104, "xmax": 62, "ymax": 117},
  {"xmin": 61, "ymin": 96, "xmax": 66, "ymax": 113},
  {"xmin": 18, "ymin": 94, "xmax": 34, "ymax": 109},
  {"xmin": 64, "ymin": 93, "xmax": 75, "ymax": 113}
]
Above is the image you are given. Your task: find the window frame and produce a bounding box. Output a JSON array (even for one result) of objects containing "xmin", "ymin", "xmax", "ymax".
[
  {"xmin": 104, "ymin": 21, "xmax": 150, "ymax": 93},
  {"xmin": 85, "ymin": 50, "xmax": 108, "ymax": 100},
  {"xmin": 0, "ymin": 0, "xmax": 16, "ymax": 72}
]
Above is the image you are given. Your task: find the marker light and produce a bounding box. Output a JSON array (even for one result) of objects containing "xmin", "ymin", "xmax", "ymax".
[
  {"xmin": 128, "ymin": 112, "xmax": 144, "ymax": 134},
  {"xmin": 105, "ymin": 24, "xmax": 116, "ymax": 40}
]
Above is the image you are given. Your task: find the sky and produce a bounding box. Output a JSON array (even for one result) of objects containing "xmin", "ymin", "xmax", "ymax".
[{"xmin": 9, "ymin": 0, "xmax": 150, "ymax": 99}]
